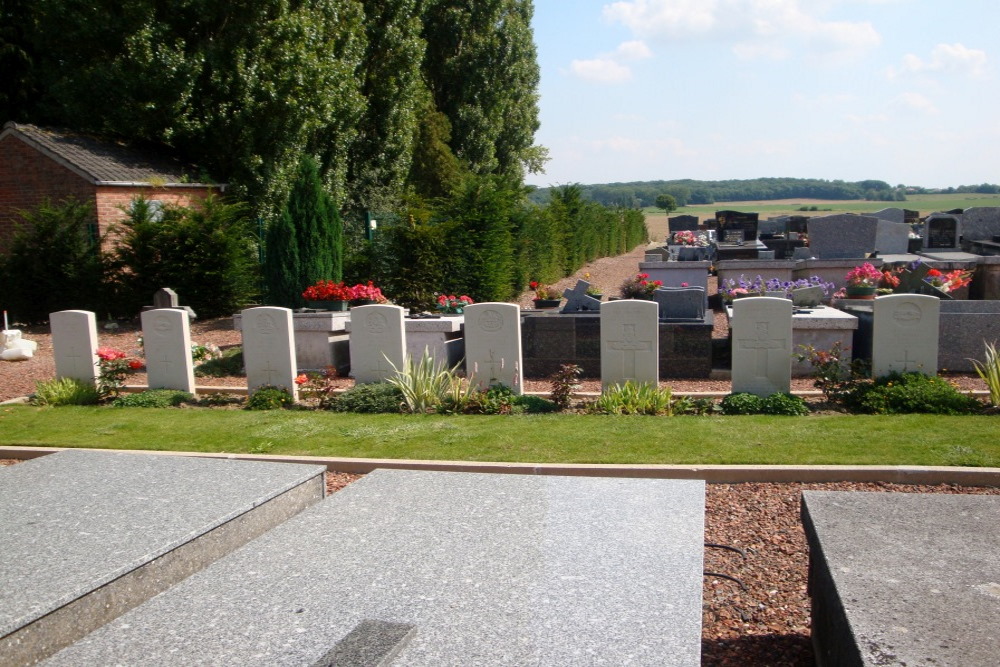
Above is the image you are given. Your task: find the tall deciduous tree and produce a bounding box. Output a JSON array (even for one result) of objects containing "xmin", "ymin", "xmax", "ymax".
[{"xmin": 421, "ymin": 0, "xmax": 544, "ymax": 180}]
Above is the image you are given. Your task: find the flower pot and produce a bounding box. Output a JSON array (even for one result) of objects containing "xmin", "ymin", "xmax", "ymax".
[
  {"xmin": 306, "ymin": 300, "xmax": 349, "ymax": 311},
  {"xmin": 533, "ymin": 298, "xmax": 561, "ymax": 309},
  {"xmin": 438, "ymin": 307, "xmax": 464, "ymax": 316},
  {"xmin": 845, "ymin": 285, "xmax": 876, "ymax": 300}
]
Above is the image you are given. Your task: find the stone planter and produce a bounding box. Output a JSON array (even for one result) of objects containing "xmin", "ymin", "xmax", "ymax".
[
  {"xmin": 533, "ymin": 298, "xmax": 561, "ymax": 309},
  {"xmin": 845, "ymin": 286, "xmax": 876, "ymax": 300},
  {"xmin": 305, "ymin": 300, "xmax": 349, "ymax": 311}
]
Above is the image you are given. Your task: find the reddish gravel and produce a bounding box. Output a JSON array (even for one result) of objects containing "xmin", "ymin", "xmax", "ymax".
[{"xmin": 2, "ymin": 457, "xmax": 996, "ymax": 665}]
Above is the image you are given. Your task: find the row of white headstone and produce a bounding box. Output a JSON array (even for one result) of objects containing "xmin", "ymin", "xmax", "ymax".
[{"xmin": 49, "ymin": 294, "xmax": 940, "ymax": 399}]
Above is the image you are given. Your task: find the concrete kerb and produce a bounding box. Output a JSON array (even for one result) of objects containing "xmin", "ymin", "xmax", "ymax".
[{"xmin": 3, "ymin": 446, "xmax": 999, "ymax": 486}]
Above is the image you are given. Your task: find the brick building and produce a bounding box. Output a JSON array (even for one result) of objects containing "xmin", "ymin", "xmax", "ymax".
[{"xmin": 0, "ymin": 121, "xmax": 223, "ymax": 251}]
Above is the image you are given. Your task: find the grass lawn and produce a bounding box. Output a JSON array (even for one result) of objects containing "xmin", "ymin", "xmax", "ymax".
[{"xmin": 1, "ymin": 406, "xmax": 997, "ymax": 467}]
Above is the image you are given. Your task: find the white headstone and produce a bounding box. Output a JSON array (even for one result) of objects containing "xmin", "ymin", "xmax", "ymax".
[
  {"xmin": 600, "ymin": 299, "xmax": 659, "ymax": 391},
  {"xmin": 241, "ymin": 306, "xmax": 298, "ymax": 398},
  {"xmin": 50, "ymin": 310, "xmax": 99, "ymax": 385},
  {"xmin": 872, "ymin": 294, "xmax": 940, "ymax": 377},
  {"xmin": 140, "ymin": 309, "xmax": 196, "ymax": 393},
  {"xmin": 349, "ymin": 304, "xmax": 406, "ymax": 383},
  {"xmin": 732, "ymin": 297, "xmax": 793, "ymax": 396},
  {"xmin": 464, "ymin": 303, "xmax": 523, "ymax": 393}
]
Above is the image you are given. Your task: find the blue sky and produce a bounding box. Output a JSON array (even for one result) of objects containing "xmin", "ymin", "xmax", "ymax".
[{"xmin": 526, "ymin": 0, "xmax": 999, "ymax": 189}]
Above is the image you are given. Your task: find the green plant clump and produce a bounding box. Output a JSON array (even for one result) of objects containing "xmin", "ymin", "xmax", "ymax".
[
  {"xmin": 329, "ymin": 383, "xmax": 405, "ymax": 413},
  {"xmin": 245, "ymin": 386, "xmax": 294, "ymax": 411},
  {"xmin": 459, "ymin": 385, "xmax": 556, "ymax": 415},
  {"xmin": 588, "ymin": 382, "xmax": 673, "ymax": 415},
  {"xmin": 971, "ymin": 341, "xmax": 1000, "ymax": 407},
  {"xmin": 112, "ymin": 390, "xmax": 193, "ymax": 408},
  {"xmin": 850, "ymin": 372, "xmax": 983, "ymax": 415},
  {"xmin": 385, "ymin": 350, "xmax": 466, "ymax": 413},
  {"xmin": 195, "ymin": 348, "xmax": 245, "ymax": 378},
  {"xmin": 32, "ymin": 378, "xmax": 101, "ymax": 406},
  {"xmin": 721, "ymin": 392, "xmax": 809, "ymax": 416}
]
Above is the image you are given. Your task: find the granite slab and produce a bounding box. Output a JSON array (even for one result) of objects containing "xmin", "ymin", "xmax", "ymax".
[
  {"xmin": 802, "ymin": 491, "xmax": 1000, "ymax": 667},
  {"xmin": 46, "ymin": 470, "xmax": 706, "ymax": 666},
  {"xmin": 1, "ymin": 450, "xmax": 326, "ymax": 665}
]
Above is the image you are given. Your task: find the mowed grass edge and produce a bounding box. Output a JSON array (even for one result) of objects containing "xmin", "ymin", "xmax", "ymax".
[{"xmin": 0, "ymin": 406, "xmax": 996, "ymax": 467}]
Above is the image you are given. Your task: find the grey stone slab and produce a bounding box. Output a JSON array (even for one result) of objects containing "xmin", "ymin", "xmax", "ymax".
[
  {"xmin": 652, "ymin": 286, "xmax": 706, "ymax": 320},
  {"xmin": 808, "ymin": 214, "xmax": 879, "ymax": 259},
  {"xmin": 47, "ymin": 471, "xmax": 706, "ymax": 667},
  {"xmin": 961, "ymin": 206, "xmax": 1000, "ymax": 241},
  {"xmin": 867, "ymin": 207, "xmax": 906, "ymax": 224},
  {"xmin": 874, "ymin": 220, "xmax": 911, "ymax": 255},
  {"xmin": 1, "ymin": 450, "xmax": 326, "ymax": 665},
  {"xmin": 802, "ymin": 491, "xmax": 1000, "ymax": 667}
]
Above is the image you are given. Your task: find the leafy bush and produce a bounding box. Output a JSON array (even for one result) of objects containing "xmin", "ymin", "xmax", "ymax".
[
  {"xmin": 970, "ymin": 341, "xmax": 1000, "ymax": 406},
  {"xmin": 548, "ymin": 364, "xmax": 582, "ymax": 411},
  {"xmin": 195, "ymin": 348, "xmax": 245, "ymax": 378},
  {"xmin": 112, "ymin": 390, "xmax": 193, "ymax": 408},
  {"xmin": 760, "ymin": 393, "xmax": 810, "ymax": 416},
  {"xmin": 245, "ymin": 386, "xmax": 294, "ymax": 410},
  {"xmin": 719, "ymin": 393, "xmax": 764, "ymax": 415},
  {"xmin": 795, "ymin": 342, "xmax": 870, "ymax": 405},
  {"xmin": 329, "ymin": 383, "xmax": 404, "ymax": 413},
  {"xmin": 33, "ymin": 378, "xmax": 101, "ymax": 406},
  {"xmin": 110, "ymin": 195, "xmax": 259, "ymax": 318},
  {"xmin": 850, "ymin": 372, "xmax": 983, "ymax": 415},
  {"xmin": 588, "ymin": 382, "xmax": 673, "ymax": 416},
  {"xmin": 0, "ymin": 199, "xmax": 109, "ymax": 322},
  {"xmin": 385, "ymin": 349, "xmax": 466, "ymax": 413},
  {"xmin": 457, "ymin": 385, "xmax": 557, "ymax": 415},
  {"xmin": 671, "ymin": 396, "xmax": 719, "ymax": 415}
]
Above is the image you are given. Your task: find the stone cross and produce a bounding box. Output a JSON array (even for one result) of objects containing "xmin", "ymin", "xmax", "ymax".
[
  {"xmin": 740, "ymin": 322, "xmax": 787, "ymax": 377},
  {"xmin": 561, "ymin": 279, "xmax": 602, "ymax": 313},
  {"xmin": 608, "ymin": 323, "xmax": 652, "ymax": 380}
]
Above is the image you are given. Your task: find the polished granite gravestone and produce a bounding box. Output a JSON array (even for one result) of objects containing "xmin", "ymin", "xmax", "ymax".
[
  {"xmin": 46, "ymin": 471, "xmax": 706, "ymax": 667},
  {"xmin": 802, "ymin": 491, "xmax": 1000, "ymax": 667},
  {"xmin": 0, "ymin": 450, "xmax": 326, "ymax": 666}
]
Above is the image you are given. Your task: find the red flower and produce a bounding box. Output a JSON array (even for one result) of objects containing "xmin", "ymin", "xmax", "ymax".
[
  {"xmin": 96, "ymin": 347, "xmax": 126, "ymax": 361},
  {"xmin": 530, "ymin": 281, "xmax": 539, "ymax": 289},
  {"xmin": 127, "ymin": 359, "xmax": 144, "ymax": 370},
  {"xmin": 926, "ymin": 268, "xmax": 942, "ymax": 277},
  {"xmin": 294, "ymin": 374, "xmax": 309, "ymax": 386}
]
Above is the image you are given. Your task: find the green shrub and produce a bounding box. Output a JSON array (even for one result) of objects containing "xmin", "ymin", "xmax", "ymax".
[
  {"xmin": 32, "ymin": 378, "xmax": 101, "ymax": 406},
  {"xmin": 851, "ymin": 372, "xmax": 983, "ymax": 415},
  {"xmin": 245, "ymin": 386, "xmax": 294, "ymax": 410},
  {"xmin": 759, "ymin": 393, "xmax": 810, "ymax": 416},
  {"xmin": 112, "ymin": 390, "xmax": 193, "ymax": 408},
  {"xmin": 195, "ymin": 348, "xmax": 245, "ymax": 377},
  {"xmin": 971, "ymin": 341, "xmax": 1000, "ymax": 406},
  {"xmin": 385, "ymin": 349, "xmax": 465, "ymax": 413},
  {"xmin": 720, "ymin": 393, "xmax": 764, "ymax": 415},
  {"xmin": 588, "ymin": 382, "xmax": 673, "ymax": 415},
  {"xmin": 515, "ymin": 394, "xmax": 558, "ymax": 414},
  {"xmin": 671, "ymin": 396, "xmax": 719, "ymax": 415},
  {"xmin": 0, "ymin": 199, "xmax": 109, "ymax": 323},
  {"xmin": 329, "ymin": 383, "xmax": 405, "ymax": 413}
]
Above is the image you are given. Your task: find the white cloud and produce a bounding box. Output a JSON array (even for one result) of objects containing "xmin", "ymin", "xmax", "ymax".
[
  {"xmin": 603, "ymin": 0, "xmax": 880, "ymax": 62},
  {"xmin": 568, "ymin": 40, "xmax": 652, "ymax": 84},
  {"xmin": 895, "ymin": 92, "xmax": 940, "ymax": 115},
  {"xmin": 570, "ymin": 58, "xmax": 633, "ymax": 84},
  {"xmin": 887, "ymin": 43, "xmax": 989, "ymax": 79}
]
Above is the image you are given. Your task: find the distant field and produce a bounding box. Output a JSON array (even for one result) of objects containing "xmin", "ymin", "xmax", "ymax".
[{"xmin": 641, "ymin": 193, "xmax": 1000, "ymax": 221}]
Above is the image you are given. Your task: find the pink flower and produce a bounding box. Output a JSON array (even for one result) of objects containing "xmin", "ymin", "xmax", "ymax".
[
  {"xmin": 681, "ymin": 282, "xmax": 689, "ymax": 287},
  {"xmin": 294, "ymin": 374, "xmax": 309, "ymax": 386},
  {"xmin": 96, "ymin": 347, "xmax": 126, "ymax": 361}
]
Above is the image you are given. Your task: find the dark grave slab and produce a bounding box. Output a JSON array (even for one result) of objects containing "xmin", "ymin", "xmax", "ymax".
[
  {"xmin": 0, "ymin": 450, "xmax": 326, "ymax": 665},
  {"xmin": 522, "ymin": 312, "xmax": 713, "ymax": 378},
  {"xmin": 802, "ymin": 491, "xmax": 1000, "ymax": 667},
  {"xmin": 668, "ymin": 214, "xmax": 700, "ymax": 232},
  {"xmin": 716, "ymin": 210, "xmax": 759, "ymax": 245},
  {"xmin": 47, "ymin": 471, "xmax": 706, "ymax": 666},
  {"xmin": 923, "ymin": 214, "xmax": 960, "ymax": 250},
  {"xmin": 653, "ymin": 287, "xmax": 706, "ymax": 320},
  {"xmin": 808, "ymin": 215, "xmax": 879, "ymax": 259}
]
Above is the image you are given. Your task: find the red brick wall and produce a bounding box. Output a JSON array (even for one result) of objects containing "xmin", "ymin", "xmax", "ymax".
[
  {"xmin": 0, "ymin": 134, "xmax": 96, "ymax": 250},
  {"xmin": 96, "ymin": 186, "xmax": 217, "ymax": 246}
]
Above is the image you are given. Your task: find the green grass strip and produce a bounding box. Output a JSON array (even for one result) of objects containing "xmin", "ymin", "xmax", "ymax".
[{"xmin": 1, "ymin": 406, "xmax": 998, "ymax": 467}]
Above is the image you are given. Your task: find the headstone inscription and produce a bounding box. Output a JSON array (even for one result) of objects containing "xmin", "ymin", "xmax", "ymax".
[
  {"xmin": 348, "ymin": 304, "xmax": 406, "ymax": 383},
  {"xmin": 731, "ymin": 297, "xmax": 792, "ymax": 396},
  {"xmin": 600, "ymin": 299, "xmax": 659, "ymax": 390},
  {"xmin": 463, "ymin": 303, "xmax": 523, "ymax": 393},
  {"xmin": 871, "ymin": 294, "xmax": 939, "ymax": 377},
  {"xmin": 140, "ymin": 308, "xmax": 196, "ymax": 393},
  {"xmin": 560, "ymin": 279, "xmax": 602, "ymax": 313},
  {"xmin": 807, "ymin": 214, "xmax": 879, "ymax": 259},
  {"xmin": 653, "ymin": 287, "xmax": 706, "ymax": 320},
  {"xmin": 923, "ymin": 214, "xmax": 960, "ymax": 250},
  {"xmin": 50, "ymin": 310, "xmax": 99, "ymax": 385},
  {"xmin": 716, "ymin": 211, "xmax": 759, "ymax": 244},
  {"xmin": 668, "ymin": 215, "xmax": 700, "ymax": 233},
  {"xmin": 240, "ymin": 306, "xmax": 298, "ymax": 398}
]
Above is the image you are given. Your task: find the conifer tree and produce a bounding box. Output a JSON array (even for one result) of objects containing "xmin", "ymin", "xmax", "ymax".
[{"xmin": 263, "ymin": 208, "xmax": 300, "ymax": 307}]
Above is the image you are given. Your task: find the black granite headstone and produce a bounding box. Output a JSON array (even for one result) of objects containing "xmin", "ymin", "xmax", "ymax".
[
  {"xmin": 927, "ymin": 216, "xmax": 958, "ymax": 249},
  {"xmin": 716, "ymin": 211, "xmax": 759, "ymax": 244},
  {"xmin": 668, "ymin": 215, "xmax": 700, "ymax": 233}
]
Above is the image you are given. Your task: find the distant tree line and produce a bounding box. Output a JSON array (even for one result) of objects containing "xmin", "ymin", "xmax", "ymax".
[{"xmin": 529, "ymin": 178, "xmax": 920, "ymax": 207}]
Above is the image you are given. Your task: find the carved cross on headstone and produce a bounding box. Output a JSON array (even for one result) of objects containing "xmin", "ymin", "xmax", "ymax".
[
  {"xmin": 608, "ymin": 323, "xmax": 652, "ymax": 380},
  {"xmin": 259, "ymin": 359, "xmax": 283, "ymax": 386},
  {"xmin": 738, "ymin": 322, "xmax": 787, "ymax": 377},
  {"xmin": 561, "ymin": 279, "xmax": 602, "ymax": 313},
  {"xmin": 151, "ymin": 352, "xmax": 173, "ymax": 374},
  {"xmin": 369, "ymin": 355, "xmax": 393, "ymax": 379},
  {"xmin": 483, "ymin": 349, "xmax": 504, "ymax": 383},
  {"xmin": 894, "ymin": 349, "xmax": 922, "ymax": 372}
]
